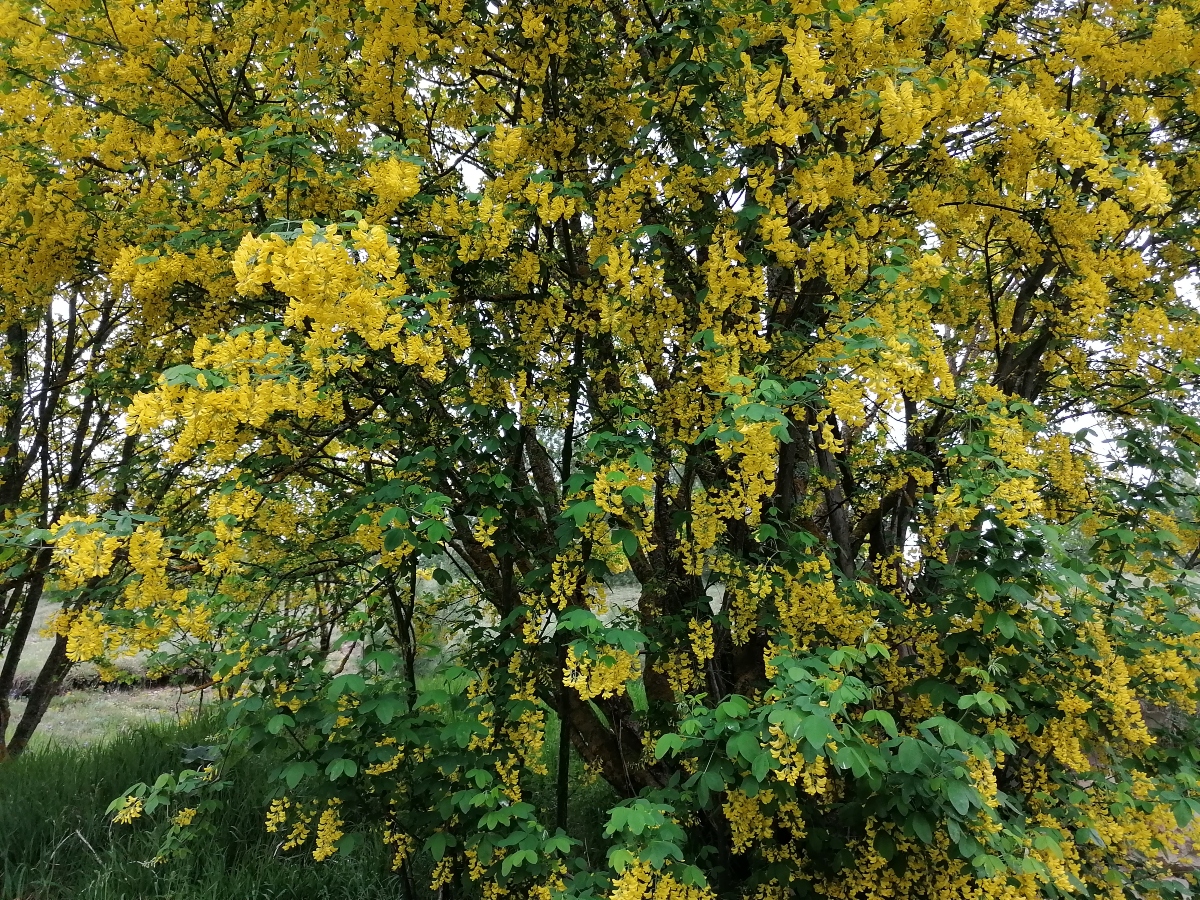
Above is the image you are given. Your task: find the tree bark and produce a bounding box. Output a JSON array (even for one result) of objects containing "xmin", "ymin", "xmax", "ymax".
[
  {"xmin": 0, "ymin": 552, "xmax": 51, "ymax": 760},
  {"xmin": 6, "ymin": 632, "xmax": 72, "ymax": 757}
]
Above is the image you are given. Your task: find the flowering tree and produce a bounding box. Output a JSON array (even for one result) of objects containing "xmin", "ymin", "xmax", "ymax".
[{"xmin": 4, "ymin": 0, "xmax": 1200, "ymax": 896}]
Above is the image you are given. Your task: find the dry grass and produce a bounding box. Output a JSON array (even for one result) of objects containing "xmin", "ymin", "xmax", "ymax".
[{"xmin": 5, "ymin": 686, "xmax": 212, "ymax": 750}]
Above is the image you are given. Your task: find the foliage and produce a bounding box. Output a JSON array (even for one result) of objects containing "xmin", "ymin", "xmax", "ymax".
[
  {"xmin": 3, "ymin": 0, "xmax": 1200, "ymax": 897},
  {"xmin": 0, "ymin": 716, "xmax": 419, "ymax": 899}
]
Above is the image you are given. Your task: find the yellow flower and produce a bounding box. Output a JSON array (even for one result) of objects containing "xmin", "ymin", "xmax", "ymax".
[
  {"xmin": 113, "ymin": 797, "xmax": 144, "ymax": 825},
  {"xmin": 562, "ymin": 644, "xmax": 641, "ymax": 701},
  {"xmin": 312, "ymin": 799, "xmax": 344, "ymax": 861},
  {"xmin": 172, "ymin": 807, "xmax": 197, "ymax": 827}
]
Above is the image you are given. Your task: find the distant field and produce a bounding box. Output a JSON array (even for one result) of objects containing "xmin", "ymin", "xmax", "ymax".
[
  {"xmin": 5, "ymin": 686, "xmax": 212, "ymax": 750},
  {"xmin": 4, "ymin": 602, "xmax": 210, "ymax": 750}
]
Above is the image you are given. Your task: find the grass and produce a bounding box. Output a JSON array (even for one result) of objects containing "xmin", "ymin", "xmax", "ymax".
[
  {"xmin": 5, "ymin": 686, "xmax": 211, "ymax": 750},
  {"xmin": 5, "ymin": 599, "xmax": 210, "ymax": 751},
  {"xmin": 0, "ymin": 716, "xmax": 409, "ymax": 900},
  {"xmin": 1, "ymin": 594, "xmax": 627, "ymax": 897},
  {"xmin": 0, "ymin": 706, "xmax": 619, "ymax": 899}
]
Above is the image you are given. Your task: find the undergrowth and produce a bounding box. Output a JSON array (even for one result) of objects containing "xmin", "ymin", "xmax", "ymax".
[{"xmin": 0, "ymin": 711, "xmax": 615, "ymax": 899}]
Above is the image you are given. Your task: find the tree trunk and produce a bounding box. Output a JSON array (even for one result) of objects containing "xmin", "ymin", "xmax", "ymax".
[
  {"xmin": 0, "ymin": 554, "xmax": 50, "ymax": 760},
  {"xmin": 6, "ymin": 632, "xmax": 72, "ymax": 757},
  {"xmin": 0, "ymin": 580, "xmax": 26, "ymax": 756}
]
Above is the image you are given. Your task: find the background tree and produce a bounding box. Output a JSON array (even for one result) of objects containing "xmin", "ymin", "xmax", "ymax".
[
  {"xmin": 0, "ymin": 285, "xmax": 145, "ymax": 758},
  {"xmin": 4, "ymin": 0, "xmax": 1200, "ymax": 897}
]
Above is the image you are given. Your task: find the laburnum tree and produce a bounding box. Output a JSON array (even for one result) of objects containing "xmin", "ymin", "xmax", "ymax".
[{"xmin": 4, "ymin": 0, "xmax": 1200, "ymax": 896}]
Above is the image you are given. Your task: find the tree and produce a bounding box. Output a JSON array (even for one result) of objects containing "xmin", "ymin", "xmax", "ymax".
[
  {"xmin": 5, "ymin": 0, "xmax": 1200, "ymax": 896},
  {"xmin": 0, "ymin": 285, "xmax": 142, "ymax": 758},
  {"xmin": 0, "ymin": 67, "xmax": 215, "ymax": 757}
]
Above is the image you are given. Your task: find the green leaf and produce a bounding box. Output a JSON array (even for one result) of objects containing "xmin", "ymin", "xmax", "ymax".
[
  {"xmin": 327, "ymin": 673, "xmax": 366, "ymax": 698},
  {"xmin": 752, "ymin": 752, "xmax": 772, "ymax": 781},
  {"xmin": 862, "ymin": 709, "xmax": 898, "ymax": 738},
  {"xmin": 701, "ymin": 769, "xmax": 726, "ymax": 795},
  {"xmin": 802, "ymin": 715, "xmax": 833, "ymax": 749},
  {"xmin": 543, "ymin": 831, "xmax": 574, "ymax": 854},
  {"xmin": 727, "ymin": 731, "xmax": 760, "ymax": 763},
  {"xmin": 717, "ymin": 696, "xmax": 751, "ymax": 719},
  {"xmin": 613, "ymin": 527, "xmax": 639, "ymax": 558},
  {"xmin": 1174, "ymin": 800, "xmax": 1192, "ymax": 828},
  {"xmin": 282, "ymin": 761, "xmax": 317, "ymax": 789},
  {"xmin": 566, "ymin": 499, "xmax": 601, "ymax": 525},
  {"xmin": 911, "ymin": 813, "xmax": 933, "ymax": 844},
  {"xmin": 655, "ymin": 733, "xmax": 685, "ymax": 759},
  {"xmin": 996, "ymin": 611, "xmax": 1017, "ymax": 640},
  {"xmin": 946, "ymin": 780, "xmax": 974, "ymax": 816},
  {"xmin": 897, "ymin": 737, "xmax": 923, "ymax": 773},
  {"xmin": 326, "ymin": 757, "xmax": 358, "ymax": 780},
  {"xmin": 427, "ymin": 832, "xmax": 452, "ymax": 860},
  {"xmin": 646, "ymin": 840, "xmax": 684, "ymax": 869},
  {"xmin": 558, "ymin": 608, "xmax": 601, "ymax": 632},
  {"xmin": 374, "ymin": 696, "xmax": 403, "ymax": 724},
  {"xmin": 971, "ymin": 571, "xmax": 999, "ymax": 602},
  {"xmin": 874, "ymin": 830, "xmax": 896, "ymax": 862},
  {"xmin": 423, "ymin": 521, "xmax": 453, "ymax": 543},
  {"xmin": 608, "ymin": 847, "xmax": 636, "ymax": 872},
  {"xmin": 383, "ymin": 527, "xmax": 412, "ymax": 552}
]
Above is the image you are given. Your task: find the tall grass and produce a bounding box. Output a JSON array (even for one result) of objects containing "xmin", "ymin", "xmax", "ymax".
[
  {"xmin": 0, "ymin": 712, "xmax": 618, "ymax": 899},
  {"xmin": 0, "ymin": 717, "xmax": 403, "ymax": 900}
]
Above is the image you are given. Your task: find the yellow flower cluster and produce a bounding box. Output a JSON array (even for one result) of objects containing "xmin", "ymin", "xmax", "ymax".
[
  {"xmin": 609, "ymin": 861, "xmax": 715, "ymax": 900},
  {"xmin": 312, "ymin": 799, "xmax": 344, "ymax": 861},
  {"xmin": 989, "ymin": 476, "xmax": 1043, "ymax": 528},
  {"xmin": 681, "ymin": 492, "xmax": 724, "ymax": 576},
  {"xmin": 172, "ymin": 807, "xmax": 197, "ymax": 827},
  {"xmin": 382, "ymin": 822, "xmax": 415, "ymax": 871},
  {"xmin": 113, "ymin": 796, "xmax": 144, "ymax": 825},
  {"xmin": 472, "ymin": 514, "xmax": 499, "ymax": 550},
  {"xmin": 593, "ymin": 462, "xmax": 654, "ymax": 520},
  {"xmin": 60, "ymin": 609, "xmax": 107, "ymax": 662},
  {"xmin": 766, "ymin": 723, "xmax": 829, "ymax": 795},
  {"xmin": 562, "ymin": 644, "xmax": 641, "ymax": 701},
  {"xmin": 282, "ymin": 811, "xmax": 313, "ymax": 852},
  {"xmin": 364, "ymin": 157, "xmax": 422, "ymax": 211},
  {"xmin": 54, "ymin": 519, "xmax": 121, "ymax": 589},
  {"xmin": 715, "ymin": 420, "xmax": 778, "ymax": 528},
  {"xmin": 505, "ymin": 654, "xmax": 549, "ymax": 776},
  {"xmin": 1036, "ymin": 434, "xmax": 1090, "ymax": 522},
  {"xmin": 265, "ymin": 798, "xmax": 289, "ymax": 832},
  {"xmin": 722, "ymin": 562, "xmax": 773, "ymax": 645},
  {"xmin": 688, "ymin": 619, "xmax": 714, "ymax": 665},
  {"xmin": 1085, "ymin": 623, "xmax": 1153, "ymax": 747},
  {"xmin": 365, "ymin": 738, "xmax": 405, "ymax": 776},
  {"xmin": 776, "ymin": 555, "xmax": 876, "ymax": 650},
  {"xmin": 723, "ymin": 789, "xmax": 775, "ymax": 853},
  {"xmin": 655, "ymin": 649, "xmax": 703, "ymax": 698}
]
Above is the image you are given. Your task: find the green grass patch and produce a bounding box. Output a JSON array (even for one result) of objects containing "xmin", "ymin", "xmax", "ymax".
[
  {"xmin": 0, "ymin": 716, "xmax": 404, "ymax": 900},
  {"xmin": 1, "ymin": 709, "xmax": 619, "ymax": 899}
]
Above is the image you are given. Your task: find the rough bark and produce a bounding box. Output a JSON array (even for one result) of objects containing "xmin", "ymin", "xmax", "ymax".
[
  {"xmin": 6, "ymin": 631, "xmax": 72, "ymax": 757},
  {"xmin": 0, "ymin": 553, "xmax": 51, "ymax": 760}
]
